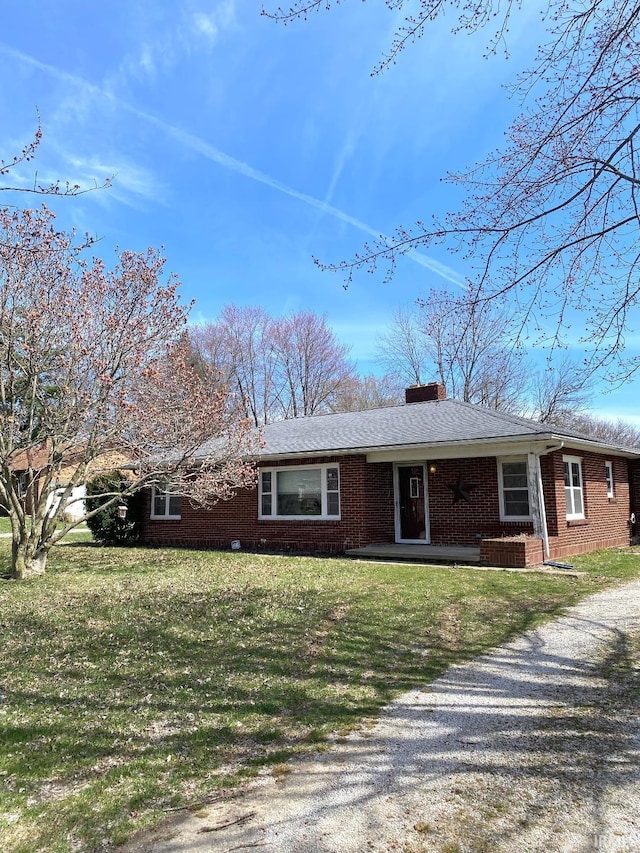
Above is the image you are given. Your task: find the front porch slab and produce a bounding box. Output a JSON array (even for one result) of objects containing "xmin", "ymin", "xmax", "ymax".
[{"xmin": 345, "ymin": 543, "xmax": 481, "ymax": 564}]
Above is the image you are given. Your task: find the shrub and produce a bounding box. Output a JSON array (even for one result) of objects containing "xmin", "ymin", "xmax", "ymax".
[{"xmin": 85, "ymin": 472, "xmax": 144, "ymax": 545}]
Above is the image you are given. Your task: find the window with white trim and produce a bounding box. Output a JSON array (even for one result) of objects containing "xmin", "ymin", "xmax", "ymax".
[
  {"xmin": 563, "ymin": 456, "xmax": 585, "ymax": 520},
  {"xmin": 498, "ymin": 457, "xmax": 531, "ymax": 521},
  {"xmin": 151, "ymin": 484, "xmax": 182, "ymax": 519},
  {"xmin": 605, "ymin": 461, "xmax": 614, "ymax": 499},
  {"xmin": 259, "ymin": 464, "xmax": 340, "ymax": 519}
]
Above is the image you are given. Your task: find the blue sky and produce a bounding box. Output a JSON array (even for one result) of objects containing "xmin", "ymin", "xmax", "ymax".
[{"xmin": 1, "ymin": 0, "xmax": 638, "ymax": 425}]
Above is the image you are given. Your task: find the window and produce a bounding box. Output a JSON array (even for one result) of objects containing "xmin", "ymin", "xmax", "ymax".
[
  {"xmin": 16, "ymin": 473, "xmax": 27, "ymax": 498},
  {"xmin": 151, "ymin": 484, "xmax": 182, "ymax": 519},
  {"xmin": 259, "ymin": 464, "xmax": 340, "ymax": 519},
  {"xmin": 498, "ymin": 457, "xmax": 531, "ymax": 521},
  {"xmin": 605, "ymin": 461, "xmax": 614, "ymax": 499},
  {"xmin": 563, "ymin": 456, "xmax": 585, "ymax": 520}
]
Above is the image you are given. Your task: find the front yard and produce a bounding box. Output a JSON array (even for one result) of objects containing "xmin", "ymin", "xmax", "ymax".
[{"xmin": 1, "ymin": 540, "xmax": 639, "ymax": 853}]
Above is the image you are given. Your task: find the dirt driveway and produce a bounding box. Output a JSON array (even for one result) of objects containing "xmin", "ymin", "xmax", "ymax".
[{"xmin": 121, "ymin": 578, "xmax": 640, "ymax": 853}]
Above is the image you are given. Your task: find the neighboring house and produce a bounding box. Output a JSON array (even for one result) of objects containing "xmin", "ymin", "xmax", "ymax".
[
  {"xmin": 8, "ymin": 444, "xmax": 127, "ymax": 522},
  {"xmin": 142, "ymin": 383, "xmax": 640, "ymax": 568}
]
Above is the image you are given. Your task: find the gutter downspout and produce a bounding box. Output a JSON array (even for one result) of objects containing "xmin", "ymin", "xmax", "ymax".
[{"xmin": 530, "ymin": 441, "xmax": 564, "ymax": 559}]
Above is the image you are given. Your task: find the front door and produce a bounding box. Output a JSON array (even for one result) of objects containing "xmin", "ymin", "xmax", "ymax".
[{"xmin": 395, "ymin": 464, "xmax": 429, "ymax": 542}]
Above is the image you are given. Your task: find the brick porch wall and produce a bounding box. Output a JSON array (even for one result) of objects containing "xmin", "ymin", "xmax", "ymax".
[
  {"xmin": 480, "ymin": 535, "xmax": 545, "ymax": 568},
  {"xmin": 427, "ymin": 457, "xmax": 533, "ymax": 546}
]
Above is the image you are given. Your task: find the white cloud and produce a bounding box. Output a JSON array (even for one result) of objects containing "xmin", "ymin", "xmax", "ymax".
[
  {"xmin": 192, "ymin": 12, "xmax": 218, "ymax": 41},
  {"xmin": 100, "ymin": 2, "xmax": 237, "ymax": 93},
  {"xmin": 0, "ymin": 41, "xmax": 467, "ymax": 289},
  {"xmin": 591, "ymin": 408, "xmax": 640, "ymax": 427},
  {"xmin": 138, "ymin": 44, "xmax": 157, "ymax": 77},
  {"xmin": 64, "ymin": 155, "xmax": 164, "ymax": 207}
]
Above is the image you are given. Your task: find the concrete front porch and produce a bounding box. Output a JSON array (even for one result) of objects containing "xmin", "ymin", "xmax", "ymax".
[{"xmin": 345, "ymin": 543, "xmax": 481, "ymax": 564}]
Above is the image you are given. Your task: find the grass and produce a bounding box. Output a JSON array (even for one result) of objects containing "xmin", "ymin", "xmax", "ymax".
[
  {"xmin": 0, "ymin": 516, "xmax": 92, "ymax": 542},
  {"xmin": 0, "ymin": 541, "xmax": 639, "ymax": 852}
]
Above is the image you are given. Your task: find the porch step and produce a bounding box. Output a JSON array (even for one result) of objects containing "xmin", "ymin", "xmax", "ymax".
[{"xmin": 345, "ymin": 543, "xmax": 481, "ymax": 564}]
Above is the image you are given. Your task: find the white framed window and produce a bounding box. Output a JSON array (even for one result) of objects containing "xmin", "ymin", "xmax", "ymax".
[
  {"xmin": 498, "ymin": 457, "xmax": 531, "ymax": 521},
  {"xmin": 605, "ymin": 461, "xmax": 614, "ymax": 499},
  {"xmin": 563, "ymin": 456, "xmax": 585, "ymax": 520},
  {"xmin": 151, "ymin": 484, "xmax": 182, "ymax": 519},
  {"xmin": 259, "ymin": 464, "xmax": 340, "ymax": 520}
]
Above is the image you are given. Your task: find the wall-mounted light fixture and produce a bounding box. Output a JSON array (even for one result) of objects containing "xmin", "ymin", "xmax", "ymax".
[{"xmin": 428, "ymin": 463, "xmax": 437, "ymax": 475}]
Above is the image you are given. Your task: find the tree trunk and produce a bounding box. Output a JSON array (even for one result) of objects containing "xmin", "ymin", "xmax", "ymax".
[{"xmin": 11, "ymin": 536, "xmax": 49, "ymax": 579}]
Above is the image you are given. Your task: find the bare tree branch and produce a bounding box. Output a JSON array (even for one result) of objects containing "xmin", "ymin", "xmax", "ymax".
[{"xmin": 265, "ymin": 0, "xmax": 640, "ymax": 380}]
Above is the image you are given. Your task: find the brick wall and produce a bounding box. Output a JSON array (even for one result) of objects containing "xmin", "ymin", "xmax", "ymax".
[
  {"xmin": 480, "ymin": 535, "xmax": 545, "ymax": 568},
  {"xmin": 544, "ymin": 450, "xmax": 632, "ymax": 560},
  {"xmin": 142, "ymin": 454, "xmax": 395, "ymax": 554},
  {"xmin": 427, "ymin": 457, "xmax": 533, "ymax": 546},
  {"xmin": 141, "ymin": 448, "xmax": 634, "ymax": 562}
]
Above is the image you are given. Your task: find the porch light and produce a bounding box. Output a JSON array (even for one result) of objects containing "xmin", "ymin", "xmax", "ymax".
[{"xmin": 428, "ymin": 464, "xmax": 437, "ymax": 474}]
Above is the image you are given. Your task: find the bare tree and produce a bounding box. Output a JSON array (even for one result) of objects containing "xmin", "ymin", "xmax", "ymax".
[
  {"xmin": 191, "ymin": 306, "xmax": 281, "ymax": 426},
  {"xmin": 271, "ymin": 310, "xmax": 356, "ymax": 417},
  {"xmin": 265, "ymin": 1, "xmax": 640, "ymax": 380},
  {"xmin": 329, "ymin": 373, "xmax": 401, "ymax": 412},
  {"xmin": 376, "ymin": 306, "xmax": 429, "ymax": 387},
  {"xmin": 0, "ymin": 207, "xmax": 256, "ymax": 579},
  {"xmin": 529, "ymin": 355, "xmax": 593, "ymax": 423},
  {"xmin": 377, "ymin": 292, "xmax": 531, "ymax": 412},
  {"xmin": 562, "ymin": 412, "xmax": 640, "ymax": 447},
  {"xmin": 193, "ymin": 306, "xmax": 356, "ymax": 423}
]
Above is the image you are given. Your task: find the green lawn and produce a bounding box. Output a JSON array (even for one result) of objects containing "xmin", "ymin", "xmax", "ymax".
[
  {"xmin": 0, "ymin": 517, "xmax": 92, "ymax": 540},
  {"xmin": 1, "ymin": 541, "xmax": 639, "ymax": 853}
]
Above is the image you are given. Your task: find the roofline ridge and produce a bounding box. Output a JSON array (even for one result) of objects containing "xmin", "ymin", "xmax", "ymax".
[{"xmin": 446, "ymin": 398, "xmax": 543, "ymax": 430}]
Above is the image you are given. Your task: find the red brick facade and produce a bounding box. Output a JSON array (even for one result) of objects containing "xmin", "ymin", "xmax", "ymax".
[
  {"xmin": 426, "ymin": 457, "xmax": 532, "ymax": 546},
  {"xmin": 143, "ymin": 454, "xmax": 395, "ymax": 554},
  {"xmin": 142, "ymin": 449, "xmax": 635, "ymax": 565},
  {"xmin": 542, "ymin": 450, "xmax": 632, "ymax": 560}
]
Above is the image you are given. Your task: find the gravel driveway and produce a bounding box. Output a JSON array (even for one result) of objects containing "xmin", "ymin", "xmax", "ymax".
[{"xmin": 122, "ymin": 577, "xmax": 640, "ymax": 853}]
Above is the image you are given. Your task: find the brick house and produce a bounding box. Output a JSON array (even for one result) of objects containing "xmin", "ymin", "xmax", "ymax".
[{"xmin": 142, "ymin": 383, "xmax": 640, "ymax": 568}]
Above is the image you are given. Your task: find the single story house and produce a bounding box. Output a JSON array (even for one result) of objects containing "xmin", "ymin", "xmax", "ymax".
[
  {"xmin": 6, "ymin": 443, "xmax": 128, "ymax": 522},
  {"xmin": 142, "ymin": 383, "xmax": 640, "ymax": 568}
]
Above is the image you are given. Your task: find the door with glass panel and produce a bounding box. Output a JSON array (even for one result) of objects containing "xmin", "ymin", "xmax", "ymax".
[{"xmin": 395, "ymin": 464, "xmax": 429, "ymax": 542}]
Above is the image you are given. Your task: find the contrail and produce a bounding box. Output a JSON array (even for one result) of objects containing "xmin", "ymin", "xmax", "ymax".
[{"xmin": 0, "ymin": 42, "xmax": 467, "ymax": 288}]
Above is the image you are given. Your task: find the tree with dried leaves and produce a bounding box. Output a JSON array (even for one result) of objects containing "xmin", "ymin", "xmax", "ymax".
[
  {"xmin": 0, "ymin": 207, "xmax": 256, "ymax": 579},
  {"xmin": 265, "ymin": 0, "xmax": 640, "ymax": 381},
  {"xmin": 329, "ymin": 373, "xmax": 401, "ymax": 412}
]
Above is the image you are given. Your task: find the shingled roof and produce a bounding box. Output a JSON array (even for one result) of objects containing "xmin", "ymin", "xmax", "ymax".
[{"xmin": 243, "ymin": 398, "xmax": 640, "ymax": 460}]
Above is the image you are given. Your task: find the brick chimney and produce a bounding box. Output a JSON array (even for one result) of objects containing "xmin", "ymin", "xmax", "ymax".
[{"xmin": 405, "ymin": 382, "xmax": 446, "ymax": 404}]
